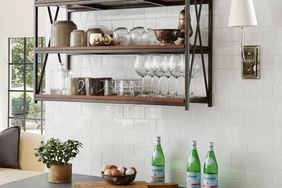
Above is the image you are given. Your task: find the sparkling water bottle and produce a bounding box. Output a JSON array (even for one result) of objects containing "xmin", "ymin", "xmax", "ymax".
[
  {"xmin": 203, "ymin": 142, "xmax": 218, "ymax": 188},
  {"xmin": 151, "ymin": 136, "xmax": 165, "ymax": 183},
  {"xmin": 187, "ymin": 141, "xmax": 201, "ymax": 188}
]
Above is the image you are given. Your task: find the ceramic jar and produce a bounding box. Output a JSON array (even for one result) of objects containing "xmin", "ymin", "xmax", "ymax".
[
  {"xmin": 70, "ymin": 30, "xmax": 87, "ymax": 47},
  {"xmin": 51, "ymin": 21, "xmax": 77, "ymax": 47}
]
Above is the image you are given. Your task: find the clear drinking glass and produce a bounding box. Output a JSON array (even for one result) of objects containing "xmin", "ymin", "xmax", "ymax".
[{"xmin": 134, "ymin": 55, "xmax": 148, "ymax": 97}]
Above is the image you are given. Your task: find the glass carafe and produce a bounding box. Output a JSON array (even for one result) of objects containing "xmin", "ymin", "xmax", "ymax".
[{"xmin": 50, "ymin": 63, "xmax": 72, "ymax": 95}]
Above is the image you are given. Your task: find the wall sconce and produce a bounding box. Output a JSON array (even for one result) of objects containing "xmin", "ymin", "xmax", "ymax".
[{"xmin": 228, "ymin": 0, "xmax": 260, "ymax": 79}]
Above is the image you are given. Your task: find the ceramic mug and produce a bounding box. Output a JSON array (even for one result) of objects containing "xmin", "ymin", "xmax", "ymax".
[{"xmin": 71, "ymin": 78, "xmax": 85, "ymax": 95}]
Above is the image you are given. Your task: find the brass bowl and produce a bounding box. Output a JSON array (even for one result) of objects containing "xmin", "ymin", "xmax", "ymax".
[
  {"xmin": 154, "ymin": 29, "xmax": 180, "ymax": 45},
  {"xmin": 102, "ymin": 172, "xmax": 136, "ymax": 185}
]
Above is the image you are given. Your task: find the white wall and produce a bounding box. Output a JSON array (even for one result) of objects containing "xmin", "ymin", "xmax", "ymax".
[
  {"xmin": 4, "ymin": 0, "xmax": 280, "ymax": 187},
  {"xmin": 0, "ymin": 0, "xmax": 47, "ymax": 128}
]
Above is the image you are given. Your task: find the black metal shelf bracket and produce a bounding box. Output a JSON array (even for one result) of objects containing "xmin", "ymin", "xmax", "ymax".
[{"xmin": 35, "ymin": 6, "xmax": 62, "ymax": 96}]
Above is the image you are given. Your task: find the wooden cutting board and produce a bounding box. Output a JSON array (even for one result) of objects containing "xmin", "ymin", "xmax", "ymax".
[{"xmin": 73, "ymin": 181, "xmax": 178, "ymax": 188}]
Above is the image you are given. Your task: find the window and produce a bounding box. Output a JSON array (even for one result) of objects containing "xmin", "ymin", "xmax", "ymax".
[{"xmin": 8, "ymin": 37, "xmax": 46, "ymax": 135}]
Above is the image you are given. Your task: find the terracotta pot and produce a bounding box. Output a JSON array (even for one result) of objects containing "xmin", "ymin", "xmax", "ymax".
[{"xmin": 48, "ymin": 164, "xmax": 72, "ymax": 183}]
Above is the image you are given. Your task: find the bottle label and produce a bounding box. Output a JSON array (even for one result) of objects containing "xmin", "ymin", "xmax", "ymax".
[
  {"xmin": 203, "ymin": 174, "xmax": 218, "ymax": 188},
  {"xmin": 186, "ymin": 172, "xmax": 201, "ymax": 188},
  {"xmin": 151, "ymin": 166, "xmax": 165, "ymax": 183}
]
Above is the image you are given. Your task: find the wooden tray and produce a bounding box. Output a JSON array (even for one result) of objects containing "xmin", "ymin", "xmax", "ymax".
[{"xmin": 74, "ymin": 181, "xmax": 178, "ymax": 188}]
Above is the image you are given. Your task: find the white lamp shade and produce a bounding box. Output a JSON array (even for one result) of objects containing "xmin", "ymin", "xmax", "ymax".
[{"xmin": 228, "ymin": 0, "xmax": 258, "ymax": 27}]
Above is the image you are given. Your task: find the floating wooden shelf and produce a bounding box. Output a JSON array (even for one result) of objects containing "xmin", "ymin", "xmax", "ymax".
[
  {"xmin": 35, "ymin": 45, "xmax": 209, "ymax": 55},
  {"xmin": 35, "ymin": 0, "xmax": 209, "ymax": 10},
  {"xmin": 35, "ymin": 94, "xmax": 208, "ymax": 106}
]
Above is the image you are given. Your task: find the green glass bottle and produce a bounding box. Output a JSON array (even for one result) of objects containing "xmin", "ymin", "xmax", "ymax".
[
  {"xmin": 186, "ymin": 141, "xmax": 201, "ymax": 188},
  {"xmin": 151, "ymin": 136, "xmax": 165, "ymax": 183},
  {"xmin": 203, "ymin": 142, "xmax": 218, "ymax": 188}
]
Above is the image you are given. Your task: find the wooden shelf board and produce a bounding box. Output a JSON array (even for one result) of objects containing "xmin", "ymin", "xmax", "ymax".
[
  {"xmin": 35, "ymin": 94, "xmax": 209, "ymax": 106},
  {"xmin": 35, "ymin": 45, "xmax": 209, "ymax": 55},
  {"xmin": 35, "ymin": 0, "xmax": 210, "ymax": 9}
]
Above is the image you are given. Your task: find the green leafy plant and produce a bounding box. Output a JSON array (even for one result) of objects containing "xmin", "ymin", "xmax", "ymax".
[{"xmin": 35, "ymin": 138, "xmax": 83, "ymax": 168}]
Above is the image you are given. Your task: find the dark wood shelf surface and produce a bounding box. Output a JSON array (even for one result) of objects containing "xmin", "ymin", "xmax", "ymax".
[
  {"xmin": 35, "ymin": 0, "xmax": 210, "ymax": 10},
  {"xmin": 35, "ymin": 45, "xmax": 209, "ymax": 55},
  {"xmin": 35, "ymin": 94, "xmax": 208, "ymax": 106}
]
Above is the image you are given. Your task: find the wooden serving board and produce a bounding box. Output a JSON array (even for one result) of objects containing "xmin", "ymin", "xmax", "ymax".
[{"xmin": 73, "ymin": 181, "xmax": 178, "ymax": 188}]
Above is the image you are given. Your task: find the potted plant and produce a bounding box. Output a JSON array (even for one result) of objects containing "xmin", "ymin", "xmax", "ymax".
[{"xmin": 35, "ymin": 138, "xmax": 83, "ymax": 183}]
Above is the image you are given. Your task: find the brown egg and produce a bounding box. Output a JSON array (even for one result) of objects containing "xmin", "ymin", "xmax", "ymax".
[
  {"xmin": 109, "ymin": 165, "xmax": 118, "ymax": 169},
  {"xmin": 111, "ymin": 168, "xmax": 123, "ymax": 176},
  {"xmin": 130, "ymin": 167, "xmax": 137, "ymax": 174},
  {"xmin": 104, "ymin": 168, "xmax": 111, "ymax": 176}
]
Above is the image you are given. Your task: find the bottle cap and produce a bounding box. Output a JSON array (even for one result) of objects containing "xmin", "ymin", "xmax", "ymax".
[
  {"xmin": 156, "ymin": 136, "xmax": 161, "ymax": 141},
  {"xmin": 208, "ymin": 142, "xmax": 214, "ymax": 147},
  {"xmin": 191, "ymin": 140, "xmax": 197, "ymax": 146}
]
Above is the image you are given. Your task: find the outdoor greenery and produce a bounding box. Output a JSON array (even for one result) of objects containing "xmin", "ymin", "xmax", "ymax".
[
  {"xmin": 11, "ymin": 38, "xmax": 34, "ymax": 87},
  {"xmin": 35, "ymin": 138, "xmax": 83, "ymax": 168},
  {"xmin": 11, "ymin": 37, "xmax": 45, "ymax": 88},
  {"xmin": 11, "ymin": 93, "xmax": 42, "ymax": 118}
]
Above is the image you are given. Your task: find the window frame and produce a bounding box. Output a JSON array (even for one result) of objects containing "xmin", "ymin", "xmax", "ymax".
[{"xmin": 8, "ymin": 37, "xmax": 45, "ymax": 135}]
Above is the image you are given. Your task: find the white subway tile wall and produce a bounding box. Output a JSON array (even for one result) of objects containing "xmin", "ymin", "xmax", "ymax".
[{"xmin": 45, "ymin": 0, "xmax": 282, "ymax": 187}]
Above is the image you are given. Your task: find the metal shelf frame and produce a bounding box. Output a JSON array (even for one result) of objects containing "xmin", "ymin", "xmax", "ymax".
[{"xmin": 34, "ymin": 0, "xmax": 213, "ymax": 110}]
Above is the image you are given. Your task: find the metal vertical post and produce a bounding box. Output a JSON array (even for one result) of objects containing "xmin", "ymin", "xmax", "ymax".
[
  {"xmin": 34, "ymin": 3, "xmax": 39, "ymax": 98},
  {"xmin": 208, "ymin": 0, "xmax": 213, "ymax": 107},
  {"xmin": 185, "ymin": 0, "xmax": 191, "ymax": 110},
  {"xmin": 23, "ymin": 38, "xmax": 27, "ymax": 131},
  {"xmin": 67, "ymin": 11, "xmax": 72, "ymax": 70},
  {"xmin": 7, "ymin": 38, "xmax": 11, "ymax": 128}
]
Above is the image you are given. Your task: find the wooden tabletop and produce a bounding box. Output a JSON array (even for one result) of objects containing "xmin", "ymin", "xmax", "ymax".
[{"xmin": 0, "ymin": 174, "xmax": 184, "ymax": 188}]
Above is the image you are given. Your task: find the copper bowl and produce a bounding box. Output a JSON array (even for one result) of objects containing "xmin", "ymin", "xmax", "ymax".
[
  {"xmin": 102, "ymin": 172, "xmax": 136, "ymax": 185},
  {"xmin": 154, "ymin": 29, "xmax": 180, "ymax": 45}
]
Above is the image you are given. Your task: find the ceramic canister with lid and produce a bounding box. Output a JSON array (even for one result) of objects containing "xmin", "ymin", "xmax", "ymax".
[
  {"xmin": 51, "ymin": 20, "xmax": 77, "ymax": 47},
  {"xmin": 70, "ymin": 30, "xmax": 87, "ymax": 47}
]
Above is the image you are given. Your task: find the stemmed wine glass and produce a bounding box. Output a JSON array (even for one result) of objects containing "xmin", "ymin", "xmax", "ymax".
[
  {"xmin": 179, "ymin": 54, "xmax": 185, "ymax": 98},
  {"xmin": 191, "ymin": 56, "xmax": 203, "ymax": 96},
  {"xmin": 169, "ymin": 55, "xmax": 182, "ymax": 98},
  {"xmin": 152, "ymin": 56, "xmax": 164, "ymax": 97},
  {"xmin": 160, "ymin": 55, "xmax": 171, "ymax": 97},
  {"xmin": 144, "ymin": 55, "xmax": 155, "ymax": 96},
  {"xmin": 134, "ymin": 55, "xmax": 148, "ymax": 97}
]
